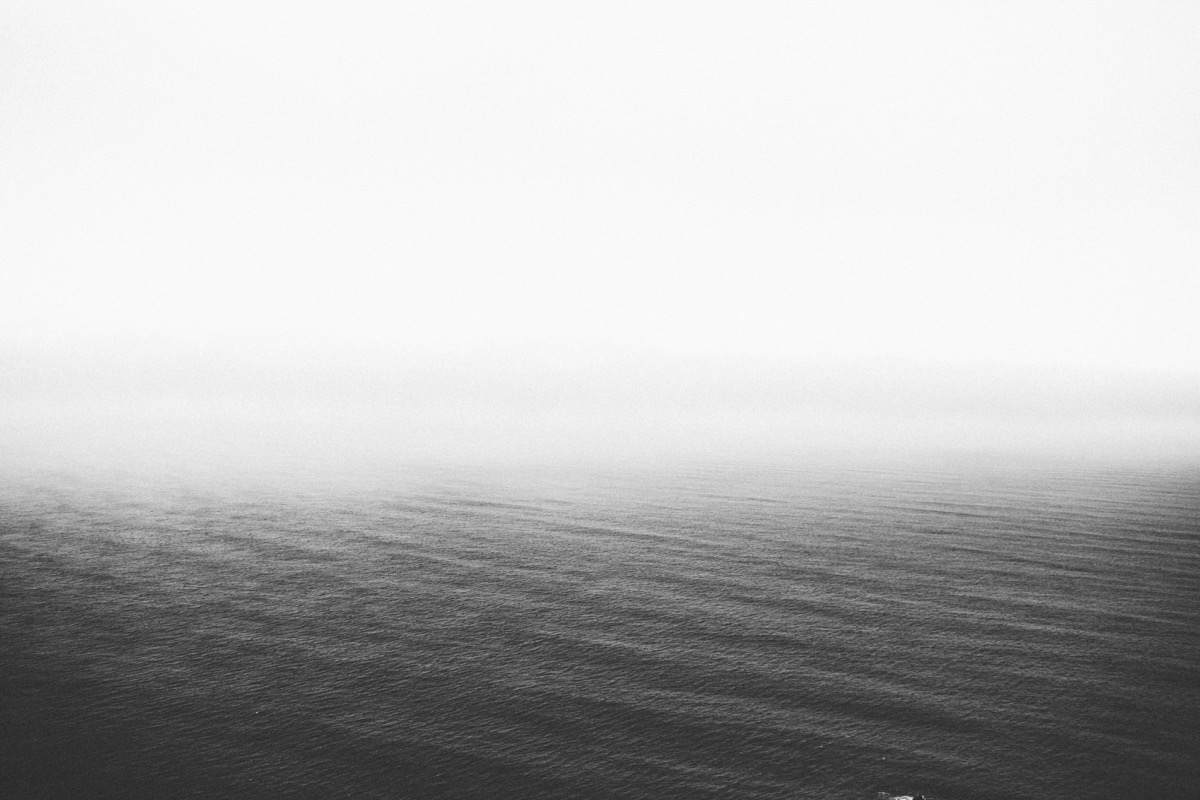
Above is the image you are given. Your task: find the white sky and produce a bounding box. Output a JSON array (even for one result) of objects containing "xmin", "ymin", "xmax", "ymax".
[{"xmin": 3, "ymin": 0, "xmax": 1198, "ymax": 372}]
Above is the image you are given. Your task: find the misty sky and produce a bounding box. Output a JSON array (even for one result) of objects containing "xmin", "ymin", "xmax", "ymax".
[
  {"xmin": 2, "ymin": 2, "xmax": 1199, "ymax": 466},
  {"xmin": 4, "ymin": 0, "xmax": 1197, "ymax": 369}
]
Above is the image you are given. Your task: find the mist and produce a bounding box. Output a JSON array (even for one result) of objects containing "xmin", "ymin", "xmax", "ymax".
[
  {"xmin": 3, "ymin": 1, "xmax": 1198, "ymax": 473},
  {"xmin": 4, "ymin": 345, "xmax": 1198, "ymax": 478}
]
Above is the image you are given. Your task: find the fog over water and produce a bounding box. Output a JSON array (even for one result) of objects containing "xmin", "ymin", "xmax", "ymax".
[
  {"xmin": 4, "ymin": 346, "xmax": 1200, "ymax": 473},
  {"xmin": 3, "ymin": 4, "xmax": 1200, "ymax": 799}
]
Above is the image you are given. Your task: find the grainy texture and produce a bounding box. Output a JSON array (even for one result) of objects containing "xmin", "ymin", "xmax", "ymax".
[{"xmin": 2, "ymin": 457, "xmax": 1197, "ymax": 799}]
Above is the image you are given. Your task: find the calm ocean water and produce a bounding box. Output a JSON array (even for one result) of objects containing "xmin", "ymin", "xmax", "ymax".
[{"xmin": 2, "ymin": 455, "xmax": 1198, "ymax": 799}]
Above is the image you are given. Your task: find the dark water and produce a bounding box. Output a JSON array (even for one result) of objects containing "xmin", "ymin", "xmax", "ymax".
[{"xmin": 2, "ymin": 456, "xmax": 1198, "ymax": 799}]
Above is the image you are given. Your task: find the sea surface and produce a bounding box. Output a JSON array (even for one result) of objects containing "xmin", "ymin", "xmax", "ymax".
[{"xmin": 2, "ymin": 454, "xmax": 1198, "ymax": 799}]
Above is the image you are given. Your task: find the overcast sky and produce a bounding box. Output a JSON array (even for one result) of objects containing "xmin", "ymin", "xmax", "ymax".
[{"xmin": 4, "ymin": 0, "xmax": 1198, "ymax": 371}]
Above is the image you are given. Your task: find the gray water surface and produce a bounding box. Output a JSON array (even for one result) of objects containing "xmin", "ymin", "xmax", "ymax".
[{"xmin": 3, "ymin": 456, "xmax": 1197, "ymax": 799}]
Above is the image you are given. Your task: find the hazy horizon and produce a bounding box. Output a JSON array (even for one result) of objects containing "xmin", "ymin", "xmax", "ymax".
[
  {"xmin": 3, "ymin": 1, "xmax": 1198, "ymax": 468},
  {"xmin": 4, "ymin": 343, "xmax": 1198, "ymax": 472}
]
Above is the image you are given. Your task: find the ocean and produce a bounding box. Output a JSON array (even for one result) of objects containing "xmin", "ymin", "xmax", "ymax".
[{"xmin": 2, "ymin": 454, "xmax": 1198, "ymax": 799}]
